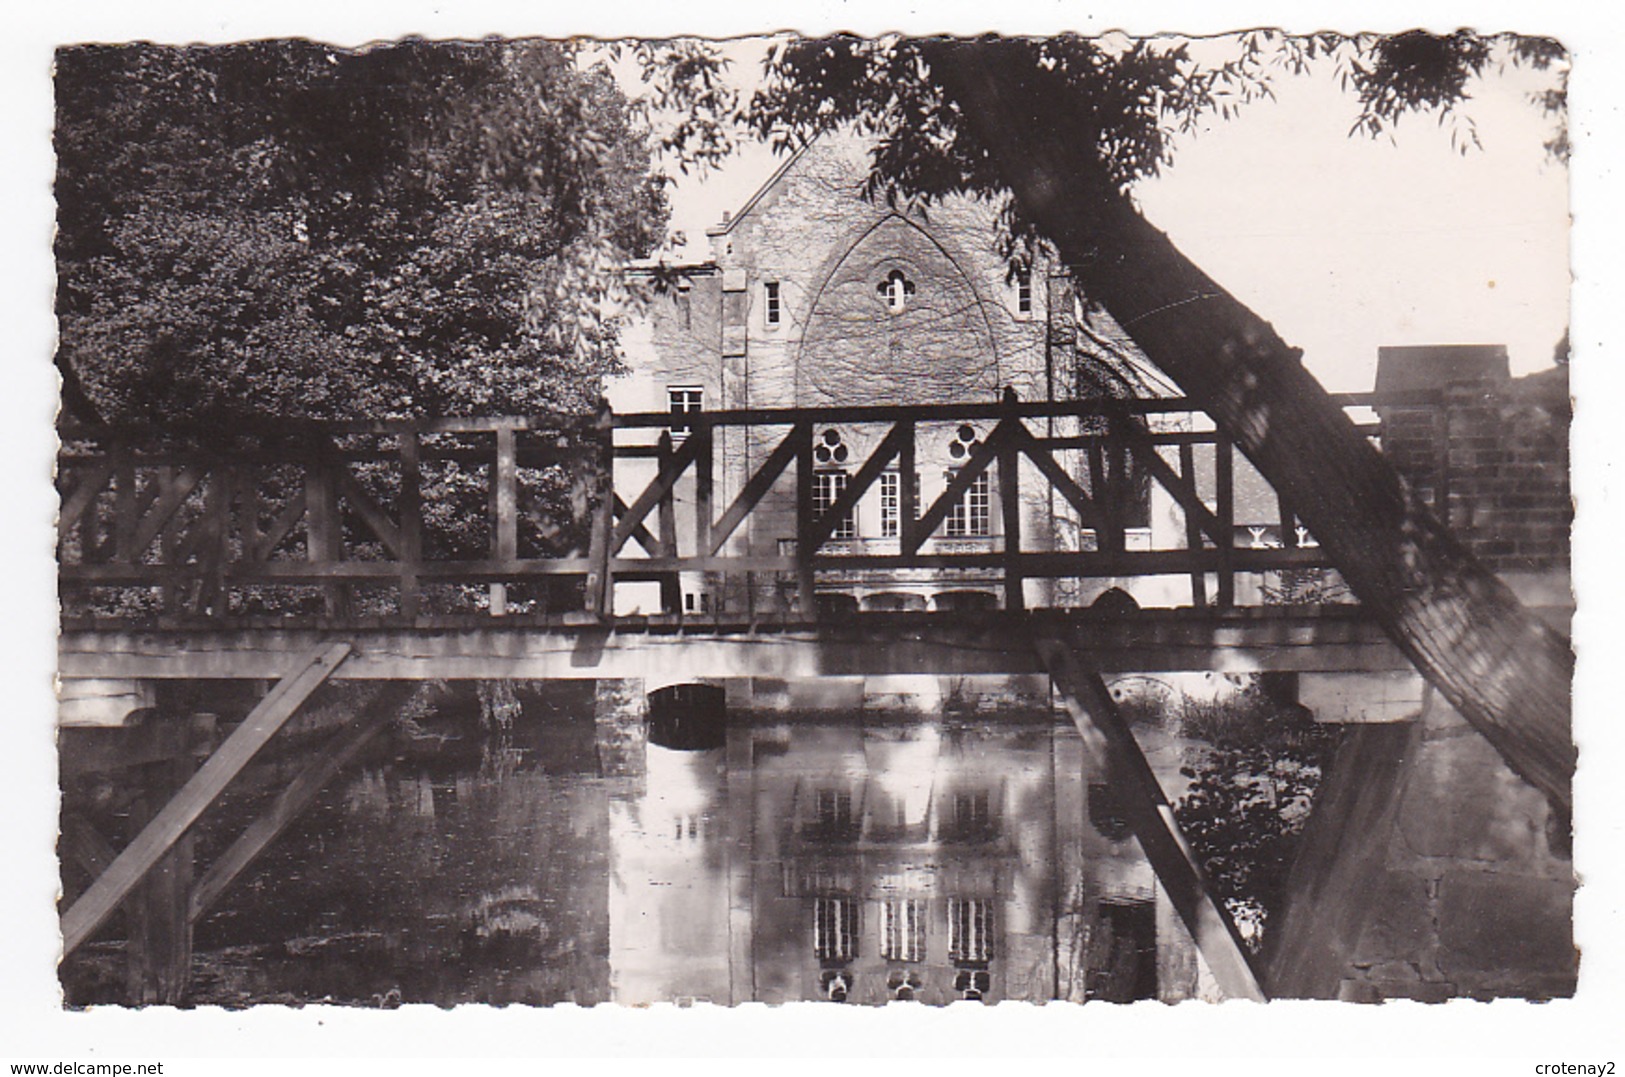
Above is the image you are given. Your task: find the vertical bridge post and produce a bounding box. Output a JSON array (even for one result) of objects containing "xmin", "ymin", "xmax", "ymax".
[
  {"xmin": 584, "ymin": 400, "xmax": 615, "ymax": 620},
  {"xmin": 999, "ymin": 387, "xmax": 1025, "ymax": 612}
]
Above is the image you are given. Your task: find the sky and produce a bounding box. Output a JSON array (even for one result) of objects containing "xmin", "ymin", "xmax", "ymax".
[{"xmin": 658, "ymin": 35, "xmax": 1570, "ymax": 391}]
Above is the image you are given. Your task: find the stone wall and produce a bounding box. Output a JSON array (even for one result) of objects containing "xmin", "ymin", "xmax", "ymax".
[
  {"xmin": 1266, "ymin": 684, "xmax": 1576, "ymax": 1001},
  {"xmin": 1376, "ymin": 344, "xmax": 1571, "ymax": 573}
]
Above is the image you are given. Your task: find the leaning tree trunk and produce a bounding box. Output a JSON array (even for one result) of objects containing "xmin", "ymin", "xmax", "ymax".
[{"xmin": 937, "ymin": 47, "xmax": 1574, "ymax": 812}]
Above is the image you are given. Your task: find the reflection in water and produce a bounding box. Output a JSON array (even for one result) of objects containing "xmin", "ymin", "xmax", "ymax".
[
  {"xmin": 609, "ymin": 744, "xmax": 731, "ymax": 1005},
  {"xmin": 61, "ymin": 685, "xmax": 1219, "ymax": 1007}
]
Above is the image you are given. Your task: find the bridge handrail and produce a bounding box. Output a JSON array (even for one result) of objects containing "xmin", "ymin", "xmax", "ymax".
[
  {"xmin": 58, "ymin": 389, "xmax": 1438, "ymax": 445},
  {"xmin": 57, "ymin": 390, "xmax": 1443, "ymax": 627}
]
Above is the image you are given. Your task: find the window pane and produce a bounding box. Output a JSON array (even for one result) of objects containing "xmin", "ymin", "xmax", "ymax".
[
  {"xmin": 667, "ymin": 387, "xmax": 702, "ymax": 438},
  {"xmin": 945, "ymin": 471, "xmax": 991, "ymax": 537},
  {"xmin": 814, "ymin": 897, "xmax": 858, "ymax": 963},
  {"xmin": 882, "ymin": 899, "xmax": 927, "ymax": 962},
  {"xmin": 948, "ymin": 898, "xmax": 994, "ymax": 964},
  {"xmin": 880, "ymin": 472, "xmax": 899, "ymax": 538},
  {"xmin": 814, "ymin": 471, "xmax": 855, "ymax": 540}
]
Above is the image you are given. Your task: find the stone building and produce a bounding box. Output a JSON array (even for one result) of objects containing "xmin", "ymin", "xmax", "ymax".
[
  {"xmin": 612, "ymin": 134, "xmax": 1129, "ymax": 616},
  {"xmin": 609, "ymin": 131, "xmax": 1301, "ymax": 617}
]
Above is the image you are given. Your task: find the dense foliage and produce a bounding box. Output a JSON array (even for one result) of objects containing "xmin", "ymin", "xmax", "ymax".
[
  {"xmin": 1172, "ymin": 683, "xmax": 1343, "ymax": 951},
  {"xmin": 55, "ymin": 39, "xmax": 670, "ymax": 431}
]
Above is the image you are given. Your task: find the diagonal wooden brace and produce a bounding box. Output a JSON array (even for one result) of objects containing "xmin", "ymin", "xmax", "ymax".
[
  {"xmin": 1034, "ymin": 634, "xmax": 1267, "ymax": 1001},
  {"xmin": 188, "ymin": 681, "xmax": 420, "ymax": 924},
  {"xmin": 59, "ymin": 642, "xmax": 352, "ymax": 956}
]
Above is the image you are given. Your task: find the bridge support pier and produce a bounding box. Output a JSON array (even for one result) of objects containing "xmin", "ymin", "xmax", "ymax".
[
  {"xmin": 124, "ymin": 751, "xmax": 196, "ymax": 1005},
  {"xmin": 593, "ymin": 679, "xmax": 647, "ymax": 781},
  {"xmin": 59, "ymin": 710, "xmax": 217, "ymax": 1004},
  {"xmin": 1264, "ymin": 688, "xmax": 1576, "ymax": 1001}
]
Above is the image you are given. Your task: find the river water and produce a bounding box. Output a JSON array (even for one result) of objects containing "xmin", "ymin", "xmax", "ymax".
[{"xmin": 61, "ymin": 679, "xmax": 1224, "ymax": 1007}]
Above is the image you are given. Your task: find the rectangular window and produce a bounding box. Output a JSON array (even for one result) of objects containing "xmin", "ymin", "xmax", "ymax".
[
  {"xmin": 948, "ymin": 898, "xmax": 994, "ymax": 964},
  {"xmin": 667, "ymin": 386, "xmax": 702, "ymax": 441},
  {"xmin": 943, "ymin": 788, "xmax": 998, "ymax": 843},
  {"xmin": 1017, "ymin": 268, "xmax": 1033, "ymax": 314},
  {"xmin": 765, "ymin": 280, "xmax": 781, "ymax": 326},
  {"xmin": 813, "ymin": 897, "xmax": 859, "ymax": 963},
  {"xmin": 880, "ymin": 471, "xmax": 900, "ymax": 538},
  {"xmin": 882, "ymin": 899, "xmax": 928, "ymax": 963},
  {"xmin": 814, "ymin": 788, "xmax": 854, "ymax": 833},
  {"xmin": 944, "ymin": 470, "xmax": 991, "ymax": 537},
  {"xmin": 955, "ymin": 790, "xmax": 992, "ymax": 832},
  {"xmin": 813, "ymin": 471, "xmax": 856, "ymax": 540}
]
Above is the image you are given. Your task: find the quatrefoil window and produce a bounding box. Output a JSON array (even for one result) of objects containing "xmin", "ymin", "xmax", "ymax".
[{"xmin": 877, "ymin": 269, "xmax": 916, "ymax": 312}]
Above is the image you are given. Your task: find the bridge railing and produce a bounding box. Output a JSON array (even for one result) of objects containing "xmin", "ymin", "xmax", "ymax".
[{"xmin": 56, "ymin": 391, "xmax": 1437, "ymax": 626}]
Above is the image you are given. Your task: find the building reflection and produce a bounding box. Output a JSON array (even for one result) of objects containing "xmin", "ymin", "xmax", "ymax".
[{"xmin": 608, "ymin": 705, "xmax": 1216, "ymax": 1005}]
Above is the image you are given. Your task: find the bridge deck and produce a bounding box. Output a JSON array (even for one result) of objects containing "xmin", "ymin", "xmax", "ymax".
[{"xmin": 60, "ymin": 606, "xmax": 1407, "ymax": 681}]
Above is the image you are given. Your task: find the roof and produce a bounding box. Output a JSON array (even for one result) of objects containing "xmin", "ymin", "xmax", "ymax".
[
  {"xmin": 1375, "ymin": 344, "xmax": 1510, "ymax": 393},
  {"xmin": 703, "ymin": 141, "xmax": 814, "ymax": 237}
]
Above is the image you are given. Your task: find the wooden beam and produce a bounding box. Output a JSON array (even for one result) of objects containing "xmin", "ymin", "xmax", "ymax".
[
  {"xmin": 655, "ymin": 433, "xmax": 682, "ymax": 613},
  {"xmin": 911, "ymin": 421, "xmax": 1008, "ymax": 551},
  {"xmin": 60, "ymin": 609, "xmax": 1410, "ymax": 682},
  {"xmin": 334, "ymin": 464, "xmax": 404, "ymax": 558},
  {"xmin": 58, "ymin": 457, "xmax": 117, "ymax": 536},
  {"xmin": 189, "ymin": 681, "xmax": 418, "ymax": 924},
  {"xmin": 305, "ymin": 461, "xmax": 346, "ymax": 617},
  {"xmin": 398, "ymin": 432, "xmax": 422, "ymax": 619},
  {"xmin": 1215, "ymin": 434, "xmax": 1236, "ymax": 609},
  {"xmin": 898, "ymin": 419, "xmax": 918, "ymax": 552},
  {"xmin": 795, "ymin": 421, "xmax": 816, "ymax": 615},
  {"xmin": 493, "ymin": 426, "xmax": 518, "ymax": 562},
  {"xmin": 194, "ymin": 468, "xmax": 233, "ymax": 616},
  {"xmin": 250, "ymin": 485, "xmax": 308, "ymax": 562},
  {"xmin": 1114, "ymin": 421, "xmax": 1228, "ymax": 547},
  {"xmin": 1035, "ymin": 637, "xmax": 1267, "ymax": 1001},
  {"xmin": 1085, "ymin": 439, "xmax": 1121, "ymax": 554},
  {"xmin": 611, "ymin": 428, "xmax": 702, "ymax": 554},
  {"xmin": 998, "ymin": 397, "xmax": 1024, "ymax": 612},
  {"xmin": 125, "ymin": 750, "xmax": 196, "ymax": 1004},
  {"xmin": 1013, "ymin": 426, "xmax": 1108, "ymax": 533},
  {"xmin": 1179, "ymin": 443, "xmax": 1209, "ymax": 607},
  {"xmin": 612, "ymin": 494, "xmax": 661, "ymax": 556},
  {"xmin": 59, "ymin": 812, "xmax": 118, "ymax": 886},
  {"xmin": 126, "ymin": 466, "xmax": 207, "ymax": 562},
  {"xmin": 693, "ymin": 424, "xmax": 713, "ymax": 560},
  {"xmin": 707, "ymin": 425, "xmax": 801, "ymax": 557},
  {"xmin": 113, "ymin": 445, "xmax": 138, "ymax": 564},
  {"xmin": 803, "ymin": 424, "xmax": 905, "ymax": 551},
  {"xmin": 59, "ymin": 642, "xmax": 352, "ymax": 956},
  {"xmin": 583, "ymin": 403, "xmax": 614, "ymax": 618}
]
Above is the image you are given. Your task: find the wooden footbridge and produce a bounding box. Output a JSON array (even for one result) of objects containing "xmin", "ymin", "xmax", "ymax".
[
  {"xmin": 55, "ymin": 391, "xmax": 1434, "ymax": 1003},
  {"xmin": 59, "ymin": 391, "xmax": 1419, "ymax": 676}
]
